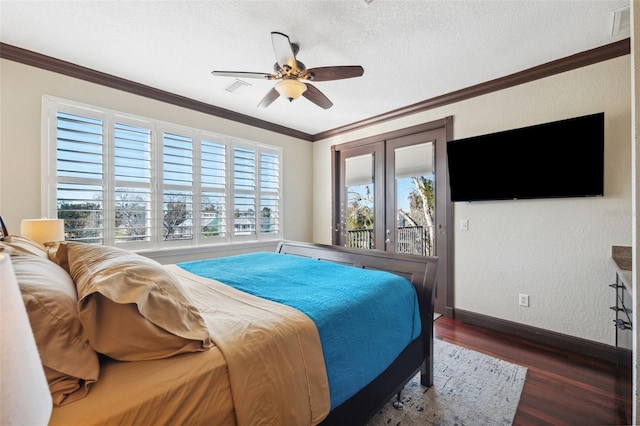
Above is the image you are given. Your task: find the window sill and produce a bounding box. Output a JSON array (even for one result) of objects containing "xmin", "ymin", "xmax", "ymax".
[{"xmin": 136, "ymin": 239, "xmax": 282, "ymax": 264}]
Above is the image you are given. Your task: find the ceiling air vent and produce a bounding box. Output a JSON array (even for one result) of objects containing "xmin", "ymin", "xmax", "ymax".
[
  {"xmin": 611, "ymin": 6, "xmax": 630, "ymax": 38},
  {"xmin": 224, "ymin": 79, "xmax": 251, "ymax": 94}
]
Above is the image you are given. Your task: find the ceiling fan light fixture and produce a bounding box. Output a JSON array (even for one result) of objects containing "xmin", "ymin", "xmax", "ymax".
[
  {"xmin": 275, "ymin": 79, "xmax": 307, "ymax": 101},
  {"xmin": 212, "ymin": 32, "xmax": 362, "ymax": 109}
]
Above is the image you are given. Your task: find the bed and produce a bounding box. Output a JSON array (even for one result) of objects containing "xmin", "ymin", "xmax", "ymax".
[{"xmin": 0, "ymin": 216, "xmax": 437, "ymax": 425}]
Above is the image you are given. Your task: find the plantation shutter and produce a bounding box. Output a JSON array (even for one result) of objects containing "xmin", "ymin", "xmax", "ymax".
[
  {"xmin": 200, "ymin": 140, "xmax": 227, "ymax": 240},
  {"xmin": 259, "ymin": 149, "xmax": 280, "ymax": 236},
  {"xmin": 114, "ymin": 122, "xmax": 152, "ymax": 243},
  {"xmin": 162, "ymin": 132, "xmax": 193, "ymax": 241},
  {"xmin": 55, "ymin": 112, "xmax": 105, "ymax": 244},
  {"xmin": 233, "ymin": 146, "xmax": 256, "ymax": 237}
]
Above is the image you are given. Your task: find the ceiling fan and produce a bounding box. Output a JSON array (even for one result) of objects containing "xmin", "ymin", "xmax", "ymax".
[{"xmin": 212, "ymin": 32, "xmax": 364, "ymax": 109}]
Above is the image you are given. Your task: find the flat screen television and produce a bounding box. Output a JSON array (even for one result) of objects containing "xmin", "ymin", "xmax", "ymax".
[{"xmin": 446, "ymin": 112, "xmax": 604, "ymax": 202}]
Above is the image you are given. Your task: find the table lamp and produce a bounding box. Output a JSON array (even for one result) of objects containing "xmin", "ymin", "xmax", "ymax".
[
  {"xmin": 0, "ymin": 252, "xmax": 53, "ymax": 424},
  {"xmin": 20, "ymin": 218, "xmax": 64, "ymax": 245}
]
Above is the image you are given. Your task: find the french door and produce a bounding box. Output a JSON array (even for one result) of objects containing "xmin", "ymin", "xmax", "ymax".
[
  {"xmin": 332, "ymin": 118, "xmax": 453, "ymax": 316},
  {"xmin": 336, "ymin": 141, "xmax": 385, "ymax": 250},
  {"xmin": 385, "ymin": 134, "xmax": 437, "ymax": 256}
]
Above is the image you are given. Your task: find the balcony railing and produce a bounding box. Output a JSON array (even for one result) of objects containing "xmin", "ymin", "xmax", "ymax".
[
  {"xmin": 347, "ymin": 225, "xmax": 432, "ymax": 256},
  {"xmin": 346, "ymin": 228, "xmax": 374, "ymax": 249},
  {"xmin": 396, "ymin": 225, "xmax": 431, "ymax": 256}
]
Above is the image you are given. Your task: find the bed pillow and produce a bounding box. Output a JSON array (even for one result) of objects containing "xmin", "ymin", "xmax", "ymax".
[
  {"xmin": 1, "ymin": 235, "xmax": 49, "ymax": 258},
  {"xmin": 45, "ymin": 240, "xmax": 70, "ymax": 273},
  {"xmin": 7, "ymin": 247, "xmax": 100, "ymax": 406},
  {"xmin": 65, "ymin": 242, "xmax": 212, "ymax": 361}
]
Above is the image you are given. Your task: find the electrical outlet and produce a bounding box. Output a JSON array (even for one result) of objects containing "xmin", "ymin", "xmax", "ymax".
[{"xmin": 519, "ymin": 293, "xmax": 529, "ymax": 307}]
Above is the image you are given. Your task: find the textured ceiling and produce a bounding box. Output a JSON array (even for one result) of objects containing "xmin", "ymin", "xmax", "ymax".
[{"xmin": 0, "ymin": 0, "xmax": 631, "ymax": 136}]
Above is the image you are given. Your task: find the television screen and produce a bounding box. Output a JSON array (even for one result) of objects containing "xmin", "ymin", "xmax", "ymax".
[{"xmin": 446, "ymin": 112, "xmax": 604, "ymax": 202}]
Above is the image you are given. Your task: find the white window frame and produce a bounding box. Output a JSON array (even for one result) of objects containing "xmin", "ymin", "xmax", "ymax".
[{"xmin": 41, "ymin": 95, "xmax": 283, "ymax": 250}]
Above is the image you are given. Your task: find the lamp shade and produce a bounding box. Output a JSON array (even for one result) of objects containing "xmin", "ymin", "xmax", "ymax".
[
  {"xmin": 20, "ymin": 219, "xmax": 64, "ymax": 245},
  {"xmin": 275, "ymin": 79, "xmax": 307, "ymax": 101},
  {"xmin": 0, "ymin": 252, "xmax": 53, "ymax": 424}
]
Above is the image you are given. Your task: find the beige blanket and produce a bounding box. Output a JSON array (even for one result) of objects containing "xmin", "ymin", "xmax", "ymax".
[
  {"xmin": 50, "ymin": 345, "xmax": 235, "ymax": 425},
  {"xmin": 167, "ymin": 265, "xmax": 330, "ymax": 425},
  {"xmin": 50, "ymin": 265, "xmax": 330, "ymax": 426}
]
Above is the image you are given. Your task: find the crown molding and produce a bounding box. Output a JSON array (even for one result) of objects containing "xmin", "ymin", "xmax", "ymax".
[
  {"xmin": 0, "ymin": 43, "xmax": 313, "ymax": 142},
  {"xmin": 313, "ymin": 38, "xmax": 630, "ymax": 141},
  {"xmin": 1, "ymin": 38, "xmax": 629, "ymax": 142}
]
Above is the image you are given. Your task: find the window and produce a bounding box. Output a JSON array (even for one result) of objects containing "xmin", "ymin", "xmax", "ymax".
[
  {"xmin": 230, "ymin": 145, "xmax": 281, "ymax": 238},
  {"xmin": 44, "ymin": 97, "xmax": 282, "ymax": 249}
]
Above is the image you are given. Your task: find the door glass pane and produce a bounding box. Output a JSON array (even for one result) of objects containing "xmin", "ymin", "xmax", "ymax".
[
  {"xmin": 395, "ymin": 142, "xmax": 434, "ymax": 256},
  {"xmin": 345, "ymin": 154, "xmax": 374, "ymax": 249}
]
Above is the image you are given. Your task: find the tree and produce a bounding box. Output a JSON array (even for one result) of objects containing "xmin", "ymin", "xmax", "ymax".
[
  {"xmin": 57, "ymin": 201, "xmax": 102, "ymax": 242},
  {"xmin": 409, "ymin": 176, "xmax": 435, "ymax": 254},
  {"xmin": 347, "ymin": 184, "xmax": 374, "ymax": 230},
  {"xmin": 114, "ymin": 191, "xmax": 148, "ymax": 240},
  {"xmin": 163, "ymin": 197, "xmax": 189, "ymax": 240},
  {"xmin": 202, "ymin": 200, "xmax": 218, "ymax": 213}
]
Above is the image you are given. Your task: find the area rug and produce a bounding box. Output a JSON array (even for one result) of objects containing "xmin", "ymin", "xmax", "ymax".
[{"xmin": 366, "ymin": 339, "xmax": 527, "ymax": 426}]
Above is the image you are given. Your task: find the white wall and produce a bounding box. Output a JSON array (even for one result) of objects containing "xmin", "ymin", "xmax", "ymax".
[
  {"xmin": 631, "ymin": 3, "xmax": 639, "ymax": 423},
  {"xmin": 313, "ymin": 56, "xmax": 632, "ymax": 345},
  {"xmin": 0, "ymin": 59, "xmax": 314, "ymax": 259}
]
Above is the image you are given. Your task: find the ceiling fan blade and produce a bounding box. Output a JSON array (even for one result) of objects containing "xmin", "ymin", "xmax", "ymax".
[
  {"xmin": 302, "ymin": 83, "xmax": 333, "ymax": 109},
  {"xmin": 257, "ymin": 87, "xmax": 280, "ymax": 108},
  {"xmin": 304, "ymin": 66, "xmax": 364, "ymax": 82},
  {"xmin": 271, "ymin": 32, "xmax": 297, "ymax": 70},
  {"xmin": 212, "ymin": 70, "xmax": 273, "ymax": 79}
]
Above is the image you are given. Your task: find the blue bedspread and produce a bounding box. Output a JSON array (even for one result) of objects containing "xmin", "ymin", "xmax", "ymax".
[{"xmin": 178, "ymin": 252, "xmax": 421, "ymax": 408}]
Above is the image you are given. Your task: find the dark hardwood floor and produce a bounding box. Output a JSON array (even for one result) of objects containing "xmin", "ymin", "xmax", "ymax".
[{"xmin": 434, "ymin": 316, "xmax": 632, "ymax": 425}]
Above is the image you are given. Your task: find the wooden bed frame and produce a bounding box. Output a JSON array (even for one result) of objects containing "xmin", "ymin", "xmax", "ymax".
[{"xmin": 276, "ymin": 241, "xmax": 438, "ymax": 425}]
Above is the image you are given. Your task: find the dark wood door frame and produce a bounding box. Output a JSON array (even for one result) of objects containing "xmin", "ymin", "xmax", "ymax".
[{"xmin": 331, "ymin": 117, "xmax": 454, "ymax": 317}]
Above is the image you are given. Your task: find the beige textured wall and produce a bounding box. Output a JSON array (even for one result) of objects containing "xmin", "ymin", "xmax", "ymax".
[
  {"xmin": 313, "ymin": 56, "xmax": 632, "ymax": 345},
  {"xmin": 0, "ymin": 59, "xmax": 314, "ymax": 259}
]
